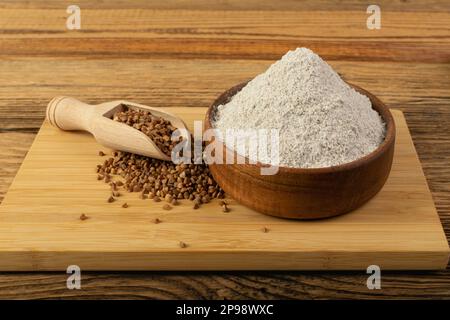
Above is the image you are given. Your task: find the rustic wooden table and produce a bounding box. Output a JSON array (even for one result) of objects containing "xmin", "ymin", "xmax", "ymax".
[{"xmin": 0, "ymin": 0, "xmax": 449, "ymax": 299}]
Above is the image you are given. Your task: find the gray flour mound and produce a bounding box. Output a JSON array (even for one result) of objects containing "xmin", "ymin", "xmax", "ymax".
[{"xmin": 213, "ymin": 48, "xmax": 386, "ymax": 168}]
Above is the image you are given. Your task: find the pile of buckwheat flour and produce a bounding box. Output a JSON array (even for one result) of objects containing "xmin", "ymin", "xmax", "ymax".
[{"xmin": 213, "ymin": 48, "xmax": 386, "ymax": 168}]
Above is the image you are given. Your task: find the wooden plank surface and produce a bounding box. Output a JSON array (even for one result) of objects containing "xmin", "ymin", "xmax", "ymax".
[
  {"xmin": 0, "ymin": 110, "xmax": 448, "ymax": 271},
  {"xmin": 0, "ymin": 0, "xmax": 449, "ymax": 299},
  {"xmin": 1, "ymin": 0, "xmax": 449, "ymax": 11},
  {"xmin": 0, "ymin": 8, "xmax": 448, "ymax": 62}
]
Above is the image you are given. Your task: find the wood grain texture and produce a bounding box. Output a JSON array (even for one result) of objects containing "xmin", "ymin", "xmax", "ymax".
[
  {"xmin": 0, "ymin": 59, "xmax": 449, "ymax": 130},
  {"xmin": 0, "ymin": 0, "xmax": 449, "ymax": 299},
  {"xmin": 0, "ymin": 270, "xmax": 449, "ymax": 300},
  {"xmin": 0, "ymin": 109, "xmax": 448, "ymax": 271},
  {"xmin": 0, "ymin": 8, "xmax": 448, "ymax": 61},
  {"xmin": 0, "ymin": 132, "xmax": 36, "ymax": 203}
]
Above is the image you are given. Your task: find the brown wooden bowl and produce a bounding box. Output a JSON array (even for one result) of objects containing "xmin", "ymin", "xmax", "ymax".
[{"xmin": 205, "ymin": 82, "xmax": 396, "ymax": 219}]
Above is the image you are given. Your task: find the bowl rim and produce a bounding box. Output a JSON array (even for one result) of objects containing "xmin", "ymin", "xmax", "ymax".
[{"xmin": 205, "ymin": 81, "xmax": 396, "ymax": 174}]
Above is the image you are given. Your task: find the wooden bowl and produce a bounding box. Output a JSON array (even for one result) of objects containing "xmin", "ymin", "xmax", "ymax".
[{"xmin": 205, "ymin": 82, "xmax": 396, "ymax": 219}]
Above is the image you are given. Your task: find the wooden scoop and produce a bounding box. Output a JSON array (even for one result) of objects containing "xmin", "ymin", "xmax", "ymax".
[{"xmin": 46, "ymin": 96, "xmax": 189, "ymax": 160}]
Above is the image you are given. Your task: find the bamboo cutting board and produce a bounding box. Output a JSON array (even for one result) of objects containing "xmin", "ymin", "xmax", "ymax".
[{"xmin": 0, "ymin": 108, "xmax": 448, "ymax": 271}]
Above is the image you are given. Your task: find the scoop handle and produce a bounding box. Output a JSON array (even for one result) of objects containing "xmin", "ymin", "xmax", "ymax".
[{"xmin": 46, "ymin": 96, "xmax": 95, "ymax": 131}]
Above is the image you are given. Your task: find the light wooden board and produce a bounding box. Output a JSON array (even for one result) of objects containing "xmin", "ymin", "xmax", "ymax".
[{"xmin": 0, "ymin": 108, "xmax": 448, "ymax": 271}]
